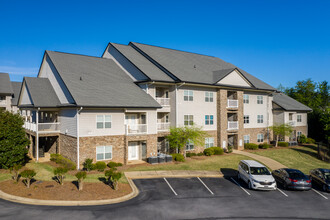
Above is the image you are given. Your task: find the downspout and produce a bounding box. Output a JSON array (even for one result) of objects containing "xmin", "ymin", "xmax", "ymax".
[
  {"xmin": 36, "ymin": 108, "xmax": 40, "ymax": 162},
  {"xmin": 266, "ymin": 95, "xmax": 270, "ymax": 144},
  {"xmin": 77, "ymin": 107, "xmax": 83, "ymax": 170}
]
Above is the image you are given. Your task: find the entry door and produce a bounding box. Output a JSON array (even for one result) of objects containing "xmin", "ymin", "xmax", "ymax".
[
  {"xmin": 141, "ymin": 142, "xmax": 147, "ymax": 160},
  {"xmin": 128, "ymin": 142, "xmax": 138, "ymax": 160}
]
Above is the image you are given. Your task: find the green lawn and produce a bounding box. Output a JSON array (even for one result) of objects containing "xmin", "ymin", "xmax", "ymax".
[
  {"xmin": 250, "ymin": 145, "xmax": 330, "ymax": 174},
  {"xmin": 124, "ymin": 154, "xmax": 252, "ymax": 172}
]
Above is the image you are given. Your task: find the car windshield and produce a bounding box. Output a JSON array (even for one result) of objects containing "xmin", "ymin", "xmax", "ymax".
[
  {"xmin": 288, "ymin": 172, "xmax": 305, "ymax": 179},
  {"xmin": 324, "ymin": 172, "xmax": 330, "ymax": 180},
  {"xmin": 250, "ymin": 167, "xmax": 270, "ymax": 175}
]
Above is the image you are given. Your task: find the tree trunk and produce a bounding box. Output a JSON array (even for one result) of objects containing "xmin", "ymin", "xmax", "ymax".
[
  {"xmin": 78, "ymin": 180, "xmax": 83, "ymax": 191},
  {"xmin": 275, "ymin": 135, "xmax": 279, "ymax": 147},
  {"xmin": 26, "ymin": 179, "xmax": 30, "ymax": 188},
  {"xmin": 114, "ymin": 181, "xmax": 118, "ymax": 190}
]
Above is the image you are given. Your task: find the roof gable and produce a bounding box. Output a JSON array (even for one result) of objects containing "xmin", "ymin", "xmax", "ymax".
[
  {"xmin": 216, "ymin": 69, "xmax": 252, "ymax": 87},
  {"xmin": 18, "ymin": 81, "xmax": 34, "ymax": 106}
]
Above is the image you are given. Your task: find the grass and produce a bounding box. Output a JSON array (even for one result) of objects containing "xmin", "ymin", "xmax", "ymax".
[
  {"xmin": 124, "ymin": 154, "xmax": 252, "ymax": 172},
  {"xmin": 0, "ymin": 173, "xmax": 11, "ymax": 181},
  {"xmin": 249, "ymin": 145, "xmax": 330, "ymax": 174}
]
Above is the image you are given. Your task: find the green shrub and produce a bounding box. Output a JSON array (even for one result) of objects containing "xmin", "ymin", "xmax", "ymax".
[
  {"xmin": 107, "ymin": 161, "xmax": 123, "ymax": 169},
  {"xmin": 20, "ymin": 169, "xmax": 36, "ymax": 188},
  {"xmin": 244, "ymin": 143, "xmax": 258, "ymax": 150},
  {"xmin": 83, "ymin": 158, "xmax": 94, "ymax": 171},
  {"xmin": 212, "ymin": 147, "xmax": 224, "ymax": 155},
  {"xmin": 105, "ymin": 169, "xmax": 123, "ymax": 190},
  {"xmin": 306, "ymin": 138, "xmax": 316, "ymax": 144},
  {"xmin": 171, "ymin": 153, "xmax": 185, "ymax": 162},
  {"xmin": 197, "ymin": 152, "xmax": 204, "ymax": 156},
  {"xmin": 94, "ymin": 161, "xmax": 107, "ymax": 172},
  {"xmin": 259, "ymin": 143, "xmax": 270, "ymax": 149},
  {"xmin": 204, "ymin": 148, "xmax": 215, "ymax": 156},
  {"xmin": 227, "ymin": 146, "xmax": 233, "ymax": 153},
  {"xmin": 298, "ymin": 134, "xmax": 307, "ymax": 143},
  {"xmin": 54, "ymin": 167, "xmax": 68, "ymax": 185},
  {"xmin": 75, "ymin": 171, "xmax": 87, "ymax": 191},
  {"xmin": 10, "ymin": 164, "xmax": 22, "ymax": 182},
  {"xmin": 278, "ymin": 142, "xmax": 289, "ymax": 147},
  {"xmin": 186, "ymin": 152, "xmax": 197, "ymax": 157},
  {"xmin": 50, "ymin": 154, "xmax": 76, "ymax": 170}
]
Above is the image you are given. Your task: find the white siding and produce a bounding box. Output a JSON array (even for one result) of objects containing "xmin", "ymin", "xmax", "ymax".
[
  {"xmin": 79, "ymin": 109, "xmax": 125, "ymax": 137},
  {"xmin": 296, "ymin": 113, "xmax": 307, "ymax": 126},
  {"xmin": 243, "ymin": 92, "xmax": 270, "ymax": 128},
  {"xmin": 39, "ymin": 55, "xmax": 75, "ymax": 104},
  {"xmin": 147, "ymin": 110, "xmax": 157, "ymax": 134},
  {"xmin": 217, "ymin": 70, "xmax": 251, "ymax": 87},
  {"xmin": 177, "ymin": 86, "xmax": 217, "ymax": 130},
  {"xmin": 19, "ymin": 84, "xmax": 33, "ymax": 105},
  {"xmin": 59, "ymin": 109, "xmax": 77, "ymax": 137},
  {"xmin": 273, "ymin": 111, "xmax": 285, "ymax": 125}
]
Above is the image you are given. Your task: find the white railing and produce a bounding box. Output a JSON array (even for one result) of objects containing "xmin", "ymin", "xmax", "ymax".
[
  {"xmin": 38, "ymin": 123, "xmax": 60, "ymax": 133},
  {"xmin": 228, "ymin": 121, "xmax": 239, "ymax": 130},
  {"xmin": 157, "ymin": 123, "xmax": 170, "ymax": 131},
  {"xmin": 227, "ymin": 99, "xmax": 238, "ymax": 108},
  {"xmin": 126, "ymin": 124, "xmax": 147, "ymax": 135},
  {"xmin": 156, "ymin": 98, "xmax": 170, "ymax": 107},
  {"xmin": 0, "ymin": 100, "xmax": 7, "ymax": 105},
  {"xmin": 23, "ymin": 121, "xmax": 37, "ymax": 132}
]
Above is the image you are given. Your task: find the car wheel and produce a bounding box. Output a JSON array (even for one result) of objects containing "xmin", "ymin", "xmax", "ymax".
[
  {"xmin": 237, "ymin": 172, "xmax": 241, "ymax": 180},
  {"xmin": 248, "ymin": 181, "xmax": 252, "ymax": 190}
]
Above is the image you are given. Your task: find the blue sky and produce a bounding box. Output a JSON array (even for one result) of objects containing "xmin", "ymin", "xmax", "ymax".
[{"xmin": 0, "ymin": 0, "xmax": 329, "ymax": 88}]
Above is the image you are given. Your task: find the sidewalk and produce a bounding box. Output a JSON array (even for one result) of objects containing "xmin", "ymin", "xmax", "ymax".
[
  {"xmin": 233, "ymin": 150, "xmax": 287, "ymax": 170},
  {"xmin": 125, "ymin": 170, "xmax": 222, "ymax": 179}
]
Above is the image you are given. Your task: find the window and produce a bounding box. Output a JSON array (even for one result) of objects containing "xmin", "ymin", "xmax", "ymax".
[
  {"xmin": 205, "ymin": 138, "xmax": 214, "ymax": 148},
  {"xmin": 96, "ymin": 115, "xmax": 112, "ymax": 129},
  {"xmin": 205, "ymin": 115, "xmax": 214, "ymax": 125},
  {"xmin": 257, "ymin": 134, "xmax": 264, "ymax": 143},
  {"xmin": 289, "ymin": 113, "xmax": 293, "ymax": 121},
  {"xmin": 184, "ymin": 90, "xmax": 193, "ymax": 101},
  {"xmin": 186, "ymin": 140, "xmax": 194, "ymax": 151},
  {"xmin": 165, "ymin": 115, "xmax": 169, "ymax": 123},
  {"xmin": 244, "ymin": 135, "xmax": 250, "ymax": 144},
  {"xmin": 257, "ymin": 96, "xmax": 263, "ymax": 104},
  {"xmin": 244, "ymin": 115, "xmax": 249, "ymax": 124},
  {"xmin": 257, "ymin": 115, "xmax": 263, "ymax": 123},
  {"xmin": 243, "ymin": 94, "xmax": 249, "ymax": 104},
  {"xmin": 0, "ymin": 96, "xmax": 5, "ymax": 100},
  {"xmin": 297, "ymin": 131, "xmax": 302, "ymax": 137},
  {"xmin": 205, "ymin": 92, "xmax": 214, "ymax": 102},
  {"xmin": 297, "ymin": 114, "xmax": 302, "ymax": 122},
  {"xmin": 184, "ymin": 115, "xmax": 194, "ymax": 126},
  {"xmin": 96, "ymin": 146, "xmax": 112, "ymax": 160}
]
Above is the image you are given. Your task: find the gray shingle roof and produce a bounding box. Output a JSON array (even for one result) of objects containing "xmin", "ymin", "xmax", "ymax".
[
  {"xmin": 272, "ymin": 92, "xmax": 312, "ymax": 112},
  {"xmin": 0, "ymin": 73, "xmax": 14, "ymax": 94},
  {"xmin": 111, "ymin": 43, "xmax": 174, "ymax": 82},
  {"xmin": 24, "ymin": 77, "xmax": 61, "ymax": 107},
  {"xmin": 129, "ymin": 42, "xmax": 276, "ymax": 91},
  {"xmin": 46, "ymin": 51, "xmax": 161, "ymax": 108},
  {"xmin": 11, "ymin": 81, "xmax": 22, "ymax": 106}
]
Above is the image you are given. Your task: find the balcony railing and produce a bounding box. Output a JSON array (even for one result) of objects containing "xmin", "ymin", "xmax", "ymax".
[
  {"xmin": 156, "ymin": 98, "xmax": 170, "ymax": 107},
  {"xmin": 0, "ymin": 100, "xmax": 7, "ymax": 105},
  {"xmin": 157, "ymin": 122, "xmax": 170, "ymax": 132},
  {"xmin": 23, "ymin": 122, "xmax": 60, "ymax": 133},
  {"xmin": 228, "ymin": 121, "xmax": 239, "ymax": 130},
  {"xmin": 227, "ymin": 99, "xmax": 238, "ymax": 108},
  {"xmin": 126, "ymin": 124, "xmax": 147, "ymax": 135}
]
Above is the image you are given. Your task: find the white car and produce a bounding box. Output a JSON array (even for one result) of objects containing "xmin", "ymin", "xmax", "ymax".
[{"xmin": 238, "ymin": 160, "xmax": 277, "ymax": 190}]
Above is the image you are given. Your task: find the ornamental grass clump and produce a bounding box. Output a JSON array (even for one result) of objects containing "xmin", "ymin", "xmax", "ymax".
[
  {"xmin": 10, "ymin": 164, "xmax": 22, "ymax": 183},
  {"xmin": 20, "ymin": 169, "xmax": 36, "ymax": 188},
  {"xmin": 83, "ymin": 158, "xmax": 94, "ymax": 171},
  {"xmin": 54, "ymin": 167, "xmax": 68, "ymax": 185},
  {"xmin": 105, "ymin": 169, "xmax": 123, "ymax": 190},
  {"xmin": 75, "ymin": 171, "xmax": 87, "ymax": 191}
]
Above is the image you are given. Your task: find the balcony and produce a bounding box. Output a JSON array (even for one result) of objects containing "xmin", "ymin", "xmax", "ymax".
[
  {"xmin": 227, "ymin": 99, "xmax": 238, "ymax": 108},
  {"xmin": 157, "ymin": 123, "xmax": 170, "ymax": 132},
  {"xmin": 156, "ymin": 98, "xmax": 170, "ymax": 107},
  {"xmin": 23, "ymin": 121, "xmax": 60, "ymax": 134},
  {"xmin": 126, "ymin": 124, "xmax": 147, "ymax": 135},
  {"xmin": 228, "ymin": 121, "xmax": 239, "ymax": 130}
]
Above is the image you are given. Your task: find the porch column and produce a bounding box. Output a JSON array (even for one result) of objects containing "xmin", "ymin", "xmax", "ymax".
[{"xmin": 36, "ymin": 110, "xmax": 39, "ymax": 161}]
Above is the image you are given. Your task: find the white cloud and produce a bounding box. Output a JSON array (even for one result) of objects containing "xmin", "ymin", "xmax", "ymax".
[{"xmin": 0, "ymin": 66, "xmax": 38, "ymax": 76}]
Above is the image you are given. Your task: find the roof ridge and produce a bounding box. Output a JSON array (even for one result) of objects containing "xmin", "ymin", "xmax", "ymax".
[
  {"xmin": 130, "ymin": 42, "xmax": 218, "ymax": 58},
  {"xmin": 46, "ymin": 50, "xmax": 113, "ymax": 61}
]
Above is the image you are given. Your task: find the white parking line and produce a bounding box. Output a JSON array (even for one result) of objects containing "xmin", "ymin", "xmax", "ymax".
[
  {"xmin": 197, "ymin": 177, "xmax": 214, "ymax": 195},
  {"xmin": 277, "ymin": 188, "xmax": 288, "ymax": 197},
  {"xmin": 230, "ymin": 177, "xmax": 251, "ymax": 196},
  {"xmin": 164, "ymin": 178, "xmax": 178, "ymax": 196},
  {"xmin": 312, "ymin": 189, "xmax": 328, "ymax": 200}
]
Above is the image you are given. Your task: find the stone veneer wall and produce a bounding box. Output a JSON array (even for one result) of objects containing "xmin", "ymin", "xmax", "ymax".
[
  {"xmin": 126, "ymin": 134, "xmax": 158, "ymax": 161},
  {"xmin": 284, "ymin": 126, "xmax": 308, "ymax": 142},
  {"xmin": 243, "ymin": 127, "xmax": 269, "ymax": 144},
  {"xmin": 59, "ymin": 134, "xmax": 77, "ymax": 163},
  {"xmin": 186, "ymin": 130, "xmax": 218, "ymax": 153}
]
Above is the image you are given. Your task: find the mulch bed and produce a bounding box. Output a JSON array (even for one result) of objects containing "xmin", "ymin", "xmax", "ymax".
[{"xmin": 0, "ymin": 180, "xmax": 132, "ymax": 201}]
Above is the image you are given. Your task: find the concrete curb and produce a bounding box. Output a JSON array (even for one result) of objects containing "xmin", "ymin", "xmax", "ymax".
[
  {"xmin": 0, "ymin": 170, "xmax": 223, "ymax": 206},
  {"xmin": 0, "ymin": 176, "xmax": 139, "ymax": 206}
]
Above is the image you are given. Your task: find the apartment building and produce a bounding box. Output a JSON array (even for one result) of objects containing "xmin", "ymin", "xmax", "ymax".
[
  {"xmin": 0, "ymin": 72, "xmax": 21, "ymax": 112},
  {"xmin": 17, "ymin": 42, "xmax": 311, "ymax": 168}
]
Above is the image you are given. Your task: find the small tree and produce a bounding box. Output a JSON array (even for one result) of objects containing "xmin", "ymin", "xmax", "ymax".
[
  {"xmin": 83, "ymin": 158, "xmax": 94, "ymax": 171},
  {"xmin": 20, "ymin": 169, "xmax": 36, "ymax": 188},
  {"xmin": 75, "ymin": 171, "xmax": 87, "ymax": 191},
  {"xmin": 0, "ymin": 110, "xmax": 30, "ymax": 169},
  {"xmin": 269, "ymin": 123, "xmax": 293, "ymax": 147},
  {"xmin": 166, "ymin": 125, "xmax": 208, "ymax": 158},
  {"xmin": 10, "ymin": 164, "xmax": 22, "ymax": 183},
  {"xmin": 54, "ymin": 167, "xmax": 68, "ymax": 185},
  {"xmin": 105, "ymin": 169, "xmax": 122, "ymax": 190}
]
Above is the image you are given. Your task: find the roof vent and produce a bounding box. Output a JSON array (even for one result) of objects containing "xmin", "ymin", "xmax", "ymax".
[
  {"xmin": 194, "ymin": 65, "xmax": 196, "ymax": 69},
  {"xmin": 80, "ymin": 76, "xmax": 83, "ymax": 81}
]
